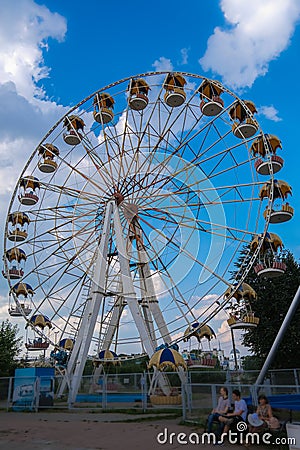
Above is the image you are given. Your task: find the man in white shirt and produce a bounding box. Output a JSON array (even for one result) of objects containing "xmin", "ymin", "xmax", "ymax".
[{"xmin": 219, "ymin": 389, "xmax": 248, "ymax": 433}]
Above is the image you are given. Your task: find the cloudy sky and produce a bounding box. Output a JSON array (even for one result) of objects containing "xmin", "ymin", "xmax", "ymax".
[{"xmin": 1, "ymin": 0, "xmax": 300, "ymax": 357}]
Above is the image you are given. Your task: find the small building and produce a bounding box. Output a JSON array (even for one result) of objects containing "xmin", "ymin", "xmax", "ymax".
[{"xmin": 229, "ymin": 348, "xmax": 242, "ymax": 370}]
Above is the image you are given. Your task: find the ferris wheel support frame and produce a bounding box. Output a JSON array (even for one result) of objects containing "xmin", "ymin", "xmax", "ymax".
[
  {"xmin": 66, "ymin": 199, "xmax": 172, "ymax": 404},
  {"xmin": 132, "ymin": 217, "xmax": 172, "ymax": 345},
  {"xmin": 62, "ymin": 200, "xmax": 113, "ymax": 402}
]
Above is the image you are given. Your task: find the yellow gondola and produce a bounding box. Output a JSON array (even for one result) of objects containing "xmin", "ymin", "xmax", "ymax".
[
  {"xmin": 128, "ymin": 78, "xmax": 150, "ymax": 111},
  {"xmin": 251, "ymin": 134, "xmax": 282, "ymax": 157},
  {"xmin": 93, "ymin": 93, "xmax": 114, "ymax": 124},
  {"xmin": 163, "ymin": 73, "xmax": 186, "ymax": 107},
  {"xmin": 18, "ymin": 176, "xmax": 40, "ymax": 206},
  {"xmin": 183, "ymin": 323, "xmax": 216, "ymax": 342},
  {"xmin": 59, "ymin": 338, "xmax": 75, "ymax": 351},
  {"xmin": 93, "ymin": 349, "xmax": 120, "ymax": 367},
  {"xmin": 259, "ymin": 179, "xmax": 292, "ymax": 200},
  {"xmin": 148, "ymin": 347, "xmax": 185, "ymax": 405},
  {"xmin": 224, "ymin": 283, "xmax": 257, "ymax": 301},
  {"xmin": 38, "ymin": 143, "xmax": 60, "ymax": 173},
  {"xmin": 251, "ymin": 134, "xmax": 284, "ymax": 175},
  {"xmin": 3, "ymin": 247, "xmax": 26, "ymax": 279},
  {"xmin": 9, "ymin": 282, "xmax": 33, "ymax": 317},
  {"xmin": 25, "ymin": 314, "xmax": 52, "ymax": 351},
  {"xmin": 8, "ymin": 212, "xmax": 30, "ymax": 242},
  {"xmin": 251, "ymin": 232, "xmax": 286, "ymax": 278},
  {"xmin": 251, "ymin": 232, "xmax": 283, "ymax": 253},
  {"xmin": 63, "ymin": 115, "xmax": 85, "ymax": 145},
  {"xmin": 199, "ymin": 79, "xmax": 224, "ymax": 116},
  {"xmin": 260, "ymin": 180, "xmax": 293, "ymax": 223},
  {"xmin": 227, "ymin": 312, "xmax": 260, "ymax": 329},
  {"xmin": 224, "ymin": 283, "xmax": 259, "ymax": 329},
  {"xmin": 229, "ymin": 100, "xmax": 258, "ymax": 139}
]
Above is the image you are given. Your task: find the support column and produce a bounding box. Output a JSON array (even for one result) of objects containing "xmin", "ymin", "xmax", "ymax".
[
  {"xmin": 255, "ymin": 285, "xmax": 300, "ymax": 387},
  {"xmin": 66, "ymin": 201, "xmax": 114, "ymax": 404}
]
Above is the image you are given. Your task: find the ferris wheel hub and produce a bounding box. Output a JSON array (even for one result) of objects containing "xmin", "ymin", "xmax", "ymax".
[{"xmin": 113, "ymin": 192, "xmax": 124, "ymax": 205}]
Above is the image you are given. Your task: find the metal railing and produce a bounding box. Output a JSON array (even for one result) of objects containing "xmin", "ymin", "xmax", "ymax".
[{"xmin": 1, "ymin": 368, "xmax": 299, "ymax": 414}]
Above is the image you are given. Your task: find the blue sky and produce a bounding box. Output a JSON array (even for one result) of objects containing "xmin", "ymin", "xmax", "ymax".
[{"xmin": 0, "ymin": 0, "xmax": 300, "ymax": 357}]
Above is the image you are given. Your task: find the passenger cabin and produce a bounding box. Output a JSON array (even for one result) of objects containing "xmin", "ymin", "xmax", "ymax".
[
  {"xmin": 199, "ymin": 79, "xmax": 224, "ymax": 116},
  {"xmin": 63, "ymin": 115, "xmax": 85, "ymax": 145},
  {"xmin": 9, "ymin": 282, "xmax": 33, "ymax": 317},
  {"xmin": 7, "ymin": 212, "xmax": 30, "ymax": 242},
  {"xmin": 229, "ymin": 100, "xmax": 258, "ymax": 138},
  {"xmin": 260, "ymin": 179, "xmax": 294, "ymax": 224},
  {"xmin": 251, "ymin": 134, "xmax": 284, "ymax": 175},
  {"xmin": 128, "ymin": 78, "xmax": 150, "ymax": 111},
  {"xmin": 93, "ymin": 93, "xmax": 114, "ymax": 124},
  {"xmin": 163, "ymin": 73, "xmax": 186, "ymax": 107},
  {"xmin": 224, "ymin": 283, "xmax": 259, "ymax": 329},
  {"xmin": 251, "ymin": 232, "xmax": 286, "ymax": 278},
  {"xmin": 38, "ymin": 143, "xmax": 59, "ymax": 173},
  {"xmin": 2, "ymin": 247, "xmax": 26, "ymax": 279},
  {"xmin": 18, "ymin": 176, "xmax": 40, "ymax": 206}
]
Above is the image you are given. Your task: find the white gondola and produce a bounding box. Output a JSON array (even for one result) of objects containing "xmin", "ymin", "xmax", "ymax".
[
  {"xmin": 8, "ymin": 229, "xmax": 28, "ymax": 242},
  {"xmin": 3, "ymin": 248, "xmax": 26, "ymax": 279},
  {"xmin": 128, "ymin": 79, "xmax": 150, "ymax": 111},
  {"xmin": 254, "ymin": 261, "xmax": 286, "ymax": 278},
  {"xmin": 63, "ymin": 115, "xmax": 85, "ymax": 145},
  {"xmin": 93, "ymin": 93, "xmax": 114, "ymax": 124},
  {"xmin": 164, "ymin": 73, "xmax": 186, "ymax": 107},
  {"xmin": 199, "ymin": 79, "xmax": 224, "ymax": 116},
  {"xmin": 251, "ymin": 135, "xmax": 284, "ymax": 175},
  {"xmin": 9, "ymin": 282, "xmax": 33, "ymax": 316},
  {"xmin": 230, "ymin": 100, "xmax": 258, "ymax": 139},
  {"xmin": 260, "ymin": 180, "xmax": 293, "ymax": 224},
  {"xmin": 7, "ymin": 212, "xmax": 30, "ymax": 242},
  {"xmin": 18, "ymin": 177, "xmax": 40, "ymax": 206},
  {"xmin": 227, "ymin": 314, "xmax": 260, "ymax": 329},
  {"xmin": 255, "ymin": 155, "xmax": 284, "ymax": 175},
  {"xmin": 129, "ymin": 93, "xmax": 148, "ymax": 111},
  {"xmin": 264, "ymin": 204, "xmax": 294, "ymax": 224},
  {"xmin": 201, "ymin": 97, "xmax": 224, "ymax": 116},
  {"xmin": 9, "ymin": 303, "xmax": 32, "ymax": 317},
  {"xmin": 232, "ymin": 118, "xmax": 258, "ymax": 139},
  {"xmin": 38, "ymin": 143, "xmax": 59, "ymax": 173}
]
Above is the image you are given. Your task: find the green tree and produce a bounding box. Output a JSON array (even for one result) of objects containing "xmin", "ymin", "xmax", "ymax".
[
  {"xmin": 233, "ymin": 249, "xmax": 300, "ymax": 369},
  {"xmin": 0, "ymin": 320, "xmax": 23, "ymax": 376}
]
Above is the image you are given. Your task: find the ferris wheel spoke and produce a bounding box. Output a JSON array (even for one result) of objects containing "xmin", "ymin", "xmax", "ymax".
[
  {"xmin": 137, "ymin": 211, "xmax": 231, "ymax": 288},
  {"xmin": 139, "ymin": 204, "xmax": 257, "ymax": 243}
]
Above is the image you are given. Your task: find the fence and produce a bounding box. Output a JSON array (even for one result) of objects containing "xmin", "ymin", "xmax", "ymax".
[
  {"xmin": 182, "ymin": 382, "xmax": 300, "ymax": 422},
  {"xmin": 1, "ymin": 368, "xmax": 300, "ymax": 414}
]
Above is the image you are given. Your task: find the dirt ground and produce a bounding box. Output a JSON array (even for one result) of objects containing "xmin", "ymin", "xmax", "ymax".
[{"xmin": 0, "ymin": 411, "xmax": 248, "ymax": 450}]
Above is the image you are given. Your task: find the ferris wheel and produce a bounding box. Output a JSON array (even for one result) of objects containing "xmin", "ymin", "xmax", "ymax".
[{"xmin": 3, "ymin": 71, "xmax": 293, "ymax": 402}]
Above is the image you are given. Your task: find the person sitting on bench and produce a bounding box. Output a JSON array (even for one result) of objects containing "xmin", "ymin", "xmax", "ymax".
[
  {"xmin": 219, "ymin": 389, "xmax": 248, "ymax": 434},
  {"xmin": 207, "ymin": 387, "xmax": 230, "ymax": 433}
]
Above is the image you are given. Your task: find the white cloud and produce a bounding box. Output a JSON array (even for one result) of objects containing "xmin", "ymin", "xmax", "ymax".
[
  {"xmin": 258, "ymin": 105, "xmax": 282, "ymax": 122},
  {"xmin": 199, "ymin": 0, "xmax": 300, "ymax": 89},
  {"xmin": 180, "ymin": 48, "xmax": 189, "ymax": 65},
  {"xmin": 152, "ymin": 56, "xmax": 174, "ymax": 72},
  {"xmin": 0, "ymin": 0, "xmax": 66, "ymax": 101},
  {"xmin": 0, "ymin": 0, "xmax": 68, "ymax": 203},
  {"xmin": 0, "ymin": 1, "xmax": 68, "ymax": 313}
]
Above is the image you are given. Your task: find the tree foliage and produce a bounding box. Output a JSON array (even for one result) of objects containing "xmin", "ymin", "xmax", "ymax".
[
  {"xmin": 0, "ymin": 320, "xmax": 23, "ymax": 376},
  {"xmin": 233, "ymin": 249, "xmax": 300, "ymax": 369}
]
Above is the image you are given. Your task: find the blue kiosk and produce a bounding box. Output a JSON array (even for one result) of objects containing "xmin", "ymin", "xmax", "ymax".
[{"xmin": 12, "ymin": 367, "xmax": 55, "ymax": 411}]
